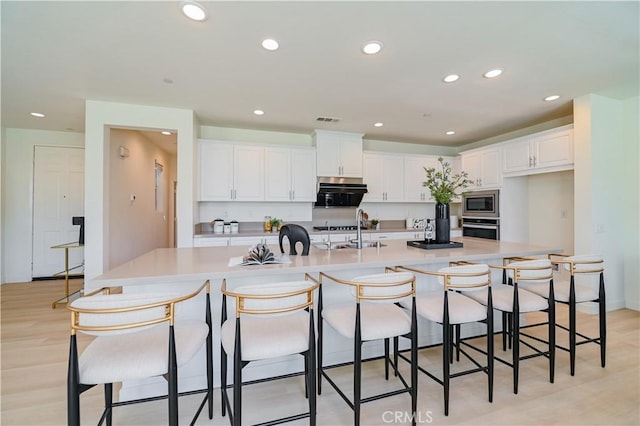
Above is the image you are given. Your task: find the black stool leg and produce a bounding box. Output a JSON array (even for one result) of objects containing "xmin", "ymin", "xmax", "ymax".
[
  {"xmin": 394, "ymin": 336, "xmax": 399, "ymax": 377},
  {"xmin": 599, "ymin": 273, "xmax": 607, "ymax": 368},
  {"xmin": 168, "ymin": 326, "xmax": 178, "ymax": 426},
  {"xmin": 354, "ymin": 305, "xmax": 362, "ymax": 426},
  {"xmin": 67, "ymin": 335, "xmax": 81, "ymax": 426},
  {"xmin": 104, "ymin": 383, "xmax": 113, "ymax": 426},
  {"xmin": 548, "ymin": 282, "xmax": 556, "ymax": 384},
  {"xmin": 233, "ymin": 319, "xmax": 242, "ymax": 426},
  {"xmin": 384, "ymin": 337, "xmax": 390, "ymax": 380},
  {"xmin": 569, "ymin": 276, "xmax": 577, "ymax": 376}
]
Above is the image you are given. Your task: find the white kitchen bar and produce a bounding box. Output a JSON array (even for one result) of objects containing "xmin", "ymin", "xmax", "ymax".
[{"xmin": 87, "ymin": 237, "xmax": 562, "ymax": 401}]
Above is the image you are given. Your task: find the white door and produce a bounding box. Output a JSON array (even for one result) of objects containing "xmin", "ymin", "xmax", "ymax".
[{"xmin": 32, "ymin": 146, "xmax": 85, "ymax": 278}]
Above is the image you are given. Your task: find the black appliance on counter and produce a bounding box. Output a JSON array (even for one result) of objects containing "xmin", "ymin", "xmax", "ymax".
[{"xmin": 315, "ymin": 177, "xmax": 368, "ymax": 208}]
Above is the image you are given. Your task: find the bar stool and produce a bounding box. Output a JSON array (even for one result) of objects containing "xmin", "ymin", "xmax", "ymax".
[
  {"xmin": 527, "ymin": 254, "xmax": 605, "ymax": 376},
  {"xmin": 67, "ymin": 280, "xmax": 214, "ymax": 426},
  {"xmin": 396, "ymin": 263, "xmax": 493, "ymax": 415},
  {"xmin": 316, "ymin": 271, "xmax": 417, "ymax": 426},
  {"xmin": 220, "ymin": 276, "xmax": 319, "ymax": 426},
  {"xmin": 463, "ymin": 258, "xmax": 555, "ymax": 394}
]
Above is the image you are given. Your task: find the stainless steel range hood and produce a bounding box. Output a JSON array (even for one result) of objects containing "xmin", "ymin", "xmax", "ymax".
[{"xmin": 315, "ymin": 177, "xmax": 368, "ymax": 208}]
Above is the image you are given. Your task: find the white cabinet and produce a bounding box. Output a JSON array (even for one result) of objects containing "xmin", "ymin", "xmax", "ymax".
[
  {"xmin": 265, "ymin": 147, "xmax": 316, "ymax": 201},
  {"xmin": 229, "ymin": 235, "xmax": 279, "ymax": 246},
  {"xmin": 503, "ymin": 126, "xmax": 574, "ymax": 175},
  {"xmin": 193, "ymin": 237, "xmax": 229, "ymax": 247},
  {"xmin": 403, "ymin": 155, "xmax": 438, "ymax": 202},
  {"xmin": 314, "ymin": 130, "xmax": 363, "ymax": 177},
  {"xmin": 199, "ymin": 141, "xmax": 264, "ymax": 201},
  {"xmin": 363, "ymin": 153, "xmax": 404, "ymax": 202},
  {"xmin": 461, "ymin": 147, "xmax": 502, "ymax": 189}
]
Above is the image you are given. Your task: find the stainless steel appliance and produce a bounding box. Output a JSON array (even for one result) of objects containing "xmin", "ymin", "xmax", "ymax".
[
  {"xmin": 315, "ymin": 177, "xmax": 368, "ymax": 208},
  {"xmin": 462, "ymin": 189, "xmax": 500, "ymax": 218},
  {"xmin": 462, "ymin": 217, "xmax": 500, "ymax": 240}
]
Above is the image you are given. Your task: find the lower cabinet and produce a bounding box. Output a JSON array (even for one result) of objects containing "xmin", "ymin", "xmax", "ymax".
[{"xmin": 193, "ymin": 238, "xmax": 229, "ymax": 247}]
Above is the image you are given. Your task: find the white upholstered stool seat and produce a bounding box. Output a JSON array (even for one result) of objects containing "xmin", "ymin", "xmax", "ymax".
[
  {"xmin": 323, "ymin": 302, "xmax": 411, "ymax": 341},
  {"xmin": 221, "ymin": 310, "xmax": 310, "ymax": 361},
  {"xmin": 465, "ymin": 284, "xmax": 548, "ymax": 313},
  {"xmin": 80, "ymin": 320, "xmax": 208, "ymax": 385},
  {"xmin": 409, "ymin": 290, "xmax": 488, "ymax": 324},
  {"xmin": 521, "ymin": 279, "xmax": 598, "ymax": 303}
]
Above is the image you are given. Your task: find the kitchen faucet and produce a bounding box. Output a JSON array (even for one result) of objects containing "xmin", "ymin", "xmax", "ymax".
[{"xmin": 353, "ymin": 208, "xmax": 364, "ymax": 249}]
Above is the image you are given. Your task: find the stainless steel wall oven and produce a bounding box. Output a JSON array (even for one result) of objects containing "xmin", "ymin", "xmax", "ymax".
[{"xmin": 462, "ymin": 190, "xmax": 500, "ymax": 239}]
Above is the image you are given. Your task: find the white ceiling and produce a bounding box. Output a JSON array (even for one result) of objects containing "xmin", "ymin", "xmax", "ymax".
[{"xmin": 2, "ymin": 1, "xmax": 638, "ymax": 149}]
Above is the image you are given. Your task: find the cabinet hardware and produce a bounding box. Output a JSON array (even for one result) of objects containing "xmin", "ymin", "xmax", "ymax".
[
  {"xmin": 529, "ymin": 156, "xmax": 532, "ymax": 167},
  {"xmin": 533, "ymin": 156, "xmax": 537, "ymax": 167}
]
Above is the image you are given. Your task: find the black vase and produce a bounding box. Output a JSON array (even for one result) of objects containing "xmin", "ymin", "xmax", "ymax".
[{"xmin": 435, "ymin": 203, "xmax": 450, "ymax": 244}]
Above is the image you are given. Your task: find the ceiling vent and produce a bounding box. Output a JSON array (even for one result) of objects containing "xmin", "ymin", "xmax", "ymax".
[{"xmin": 316, "ymin": 116, "xmax": 341, "ymax": 123}]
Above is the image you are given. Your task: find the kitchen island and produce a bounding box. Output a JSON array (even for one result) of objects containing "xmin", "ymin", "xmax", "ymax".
[{"xmin": 87, "ymin": 237, "xmax": 562, "ymax": 401}]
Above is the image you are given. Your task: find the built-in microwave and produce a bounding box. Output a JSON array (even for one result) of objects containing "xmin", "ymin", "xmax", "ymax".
[{"xmin": 462, "ymin": 190, "xmax": 500, "ymax": 218}]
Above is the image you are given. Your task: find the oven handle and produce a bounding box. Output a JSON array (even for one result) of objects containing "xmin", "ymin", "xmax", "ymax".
[{"xmin": 462, "ymin": 224, "xmax": 498, "ymax": 230}]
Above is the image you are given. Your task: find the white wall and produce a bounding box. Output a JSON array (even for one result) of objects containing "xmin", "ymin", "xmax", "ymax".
[
  {"xmin": 1, "ymin": 128, "xmax": 84, "ymax": 283},
  {"xmin": 108, "ymin": 129, "xmax": 175, "ymax": 269},
  {"xmin": 0, "ymin": 127, "xmax": 5, "ymax": 283},
  {"xmin": 573, "ymin": 94, "xmax": 635, "ymax": 311},
  {"xmin": 84, "ymin": 101, "xmax": 196, "ymax": 281},
  {"xmin": 622, "ymin": 96, "xmax": 639, "ymax": 310},
  {"xmin": 527, "ymin": 171, "xmax": 574, "ymax": 254}
]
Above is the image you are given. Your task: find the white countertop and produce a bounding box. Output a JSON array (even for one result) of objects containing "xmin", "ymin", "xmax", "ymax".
[{"xmin": 88, "ymin": 237, "xmax": 561, "ymax": 290}]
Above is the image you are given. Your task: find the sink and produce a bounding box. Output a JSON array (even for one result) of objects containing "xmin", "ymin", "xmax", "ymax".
[{"xmin": 312, "ymin": 241, "xmax": 386, "ymax": 250}]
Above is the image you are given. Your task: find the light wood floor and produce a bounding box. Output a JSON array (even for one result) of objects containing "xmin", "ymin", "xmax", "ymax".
[{"xmin": 1, "ymin": 279, "xmax": 639, "ymax": 425}]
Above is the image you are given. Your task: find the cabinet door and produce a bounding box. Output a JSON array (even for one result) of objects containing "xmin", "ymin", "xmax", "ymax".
[
  {"xmin": 363, "ymin": 154, "xmax": 384, "ymax": 201},
  {"xmin": 199, "ymin": 142, "xmax": 234, "ymax": 200},
  {"xmin": 316, "ymin": 134, "xmax": 341, "ymax": 177},
  {"xmin": 264, "ymin": 148, "xmax": 291, "ymax": 201},
  {"xmin": 404, "ymin": 156, "xmax": 437, "ymax": 202},
  {"xmin": 382, "ymin": 155, "xmax": 404, "ymax": 201},
  {"xmin": 503, "ymin": 138, "xmax": 533, "ymax": 174},
  {"xmin": 461, "ymin": 152, "xmax": 481, "ymax": 188},
  {"xmin": 535, "ymin": 129, "xmax": 573, "ymax": 169},
  {"xmin": 479, "ymin": 148, "xmax": 502, "ymax": 188},
  {"xmin": 233, "ymin": 146, "xmax": 264, "ymax": 201},
  {"xmin": 290, "ymin": 149, "xmax": 316, "ymax": 201},
  {"xmin": 193, "ymin": 237, "xmax": 229, "ymax": 247},
  {"xmin": 340, "ymin": 135, "xmax": 364, "ymax": 177}
]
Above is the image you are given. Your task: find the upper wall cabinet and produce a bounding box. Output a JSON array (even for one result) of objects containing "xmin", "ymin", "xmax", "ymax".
[
  {"xmin": 265, "ymin": 147, "xmax": 316, "ymax": 202},
  {"xmin": 198, "ymin": 140, "xmax": 265, "ymax": 201},
  {"xmin": 313, "ymin": 130, "xmax": 363, "ymax": 177},
  {"xmin": 363, "ymin": 152, "xmax": 404, "ymax": 202},
  {"xmin": 502, "ymin": 125, "xmax": 574, "ymax": 176},
  {"xmin": 461, "ymin": 147, "xmax": 502, "ymax": 190},
  {"xmin": 403, "ymin": 155, "xmax": 439, "ymax": 202}
]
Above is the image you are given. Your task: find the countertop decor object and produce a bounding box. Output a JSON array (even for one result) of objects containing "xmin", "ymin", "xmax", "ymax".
[{"xmin": 423, "ymin": 157, "xmax": 472, "ymax": 243}]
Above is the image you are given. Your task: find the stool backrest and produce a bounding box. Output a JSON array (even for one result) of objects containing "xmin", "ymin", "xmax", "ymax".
[
  {"xmin": 350, "ymin": 272, "xmax": 415, "ymax": 303},
  {"xmin": 563, "ymin": 255, "xmax": 604, "ymax": 275},
  {"xmin": 437, "ymin": 264, "xmax": 490, "ymax": 292},
  {"xmin": 69, "ymin": 292, "xmax": 179, "ymax": 336},
  {"xmin": 505, "ymin": 259, "xmax": 553, "ymax": 283},
  {"xmin": 224, "ymin": 281, "xmax": 318, "ymax": 317}
]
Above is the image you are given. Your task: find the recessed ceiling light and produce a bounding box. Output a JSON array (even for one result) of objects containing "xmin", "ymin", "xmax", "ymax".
[
  {"xmin": 161, "ymin": 131, "xmax": 172, "ymax": 135},
  {"xmin": 374, "ymin": 122, "xmax": 384, "ymax": 128},
  {"xmin": 443, "ymin": 74, "xmax": 459, "ymax": 83},
  {"xmin": 253, "ymin": 110, "xmax": 265, "ymax": 116},
  {"xmin": 483, "ymin": 68, "xmax": 503, "ymax": 78},
  {"xmin": 544, "ymin": 95, "xmax": 560, "ymax": 101},
  {"xmin": 362, "ymin": 41, "xmax": 383, "ymax": 55},
  {"xmin": 445, "ymin": 131, "xmax": 456, "ymax": 136},
  {"xmin": 180, "ymin": 1, "xmax": 208, "ymax": 21},
  {"xmin": 261, "ymin": 39, "xmax": 279, "ymax": 51},
  {"xmin": 30, "ymin": 112, "xmax": 45, "ymax": 118}
]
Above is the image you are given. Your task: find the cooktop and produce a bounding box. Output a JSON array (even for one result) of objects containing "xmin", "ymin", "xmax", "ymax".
[{"xmin": 313, "ymin": 225, "xmax": 367, "ymax": 231}]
